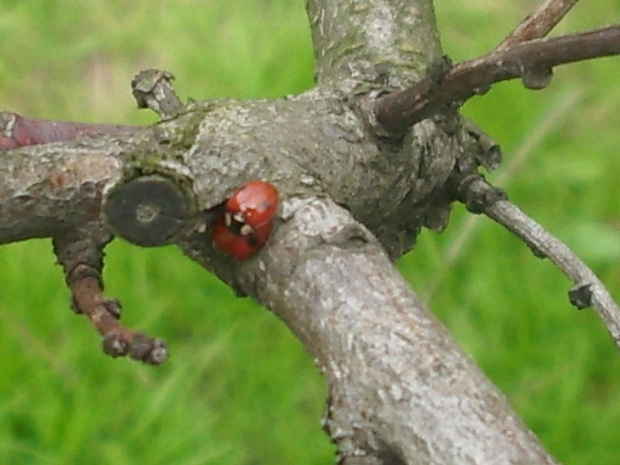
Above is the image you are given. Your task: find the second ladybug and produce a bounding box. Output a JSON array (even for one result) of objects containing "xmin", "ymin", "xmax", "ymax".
[{"xmin": 212, "ymin": 180, "xmax": 279, "ymax": 260}]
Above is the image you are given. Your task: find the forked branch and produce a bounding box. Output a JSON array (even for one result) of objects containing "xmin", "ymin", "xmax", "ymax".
[
  {"xmin": 0, "ymin": 70, "xmax": 186, "ymax": 365},
  {"xmin": 373, "ymin": 24, "xmax": 620, "ymax": 135}
]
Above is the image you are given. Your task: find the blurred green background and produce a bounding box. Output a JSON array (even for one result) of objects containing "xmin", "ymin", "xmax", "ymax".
[{"xmin": 0, "ymin": 1, "xmax": 619, "ymax": 463}]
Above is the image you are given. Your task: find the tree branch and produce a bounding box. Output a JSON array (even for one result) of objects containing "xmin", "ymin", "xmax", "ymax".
[
  {"xmin": 0, "ymin": 84, "xmax": 466, "ymax": 364},
  {"xmin": 54, "ymin": 227, "xmax": 168, "ymax": 364},
  {"xmin": 0, "ymin": 142, "xmax": 123, "ymax": 245},
  {"xmin": 178, "ymin": 196, "xmax": 560, "ymax": 464},
  {"xmin": 0, "ymin": 111, "xmax": 139, "ymax": 149},
  {"xmin": 1, "ymin": 0, "xmax": 616, "ymax": 462},
  {"xmin": 497, "ymin": 0, "xmax": 580, "ymax": 49},
  {"xmin": 306, "ymin": 0, "xmax": 442, "ymax": 90},
  {"xmin": 373, "ymin": 24, "xmax": 620, "ymax": 135},
  {"xmin": 451, "ymin": 173, "xmax": 620, "ymax": 351}
]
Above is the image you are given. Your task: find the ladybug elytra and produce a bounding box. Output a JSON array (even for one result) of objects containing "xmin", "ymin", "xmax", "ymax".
[{"xmin": 212, "ymin": 180, "xmax": 279, "ymax": 260}]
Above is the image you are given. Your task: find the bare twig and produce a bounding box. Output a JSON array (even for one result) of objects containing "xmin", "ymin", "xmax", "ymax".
[
  {"xmin": 425, "ymin": 91, "xmax": 583, "ymax": 301},
  {"xmin": 68, "ymin": 265, "xmax": 167, "ymax": 365},
  {"xmin": 373, "ymin": 24, "xmax": 620, "ymax": 134},
  {"xmin": 53, "ymin": 228, "xmax": 168, "ymax": 365},
  {"xmin": 451, "ymin": 174, "xmax": 620, "ymax": 350},
  {"xmin": 0, "ymin": 111, "xmax": 140, "ymax": 150},
  {"xmin": 497, "ymin": 0, "xmax": 580, "ymax": 49},
  {"xmin": 0, "ymin": 69, "xmax": 184, "ymax": 151}
]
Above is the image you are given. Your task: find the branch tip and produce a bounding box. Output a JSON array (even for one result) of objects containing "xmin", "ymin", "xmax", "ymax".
[
  {"xmin": 54, "ymin": 234, "xmax": 168, "ymax": 366},
  {"xmin": 131, "ymin": 69, "xmax": 184, "ymax": 119},
  {"xmin": 464, "ymin": 120, "xmax": 503, "ymax": 171}
]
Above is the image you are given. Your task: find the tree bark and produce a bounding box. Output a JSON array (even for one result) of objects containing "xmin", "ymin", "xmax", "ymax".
[
  {"xmin": 241, "ymin": 197, "xmax": 559, "ymax": 464},
  {"xmin": 2, "ymin": 0, "xmax": 605, "ymax": 463}
]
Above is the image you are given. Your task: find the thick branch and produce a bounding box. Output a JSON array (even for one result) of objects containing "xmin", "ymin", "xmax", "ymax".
[
  {"xmin": 374, "ymin": 24, "xmax": 620, "ymax": 134},
  {"xmin": 0, "ymin": 144, "xmax": 123, "ymax": 244},
  {"xmin": 306, "ymin": 0, "xmax": 442, "ymax": 89},
  {"xmin": 180, "ymin": 197, "xmax": 559, "ymax": 464},
  {"xmin": 0, "ymin": 88, "xmax": 464, "ymax": 372}
]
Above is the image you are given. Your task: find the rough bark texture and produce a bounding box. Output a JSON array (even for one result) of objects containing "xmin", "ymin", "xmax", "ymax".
[
  {"xmin": 307, "ymin": 0, "xmax": 441, "ymax": 90},
  {"xmin": 0, "ymin": 0, "xmax": 573, "ymax": 464},
  {"xmin": 245, "ymin": 197, "xmax": 558, "ymax": 465}
]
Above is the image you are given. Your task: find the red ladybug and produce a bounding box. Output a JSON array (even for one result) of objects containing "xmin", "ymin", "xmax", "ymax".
[{"xmin": 212, "ymin": 180, "xmax": 279, "ymax": 260}]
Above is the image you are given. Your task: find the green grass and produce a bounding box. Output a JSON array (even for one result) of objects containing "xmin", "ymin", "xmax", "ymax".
[{"xmin": 1, "ymin": 1, "xmax": 619, "ymax": 463}]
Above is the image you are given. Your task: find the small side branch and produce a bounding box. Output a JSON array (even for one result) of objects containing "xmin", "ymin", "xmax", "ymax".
[
  {"xmin": 131, "ymin": 69, "xmax": 184, "ymax": 119},
  {"xmin": 53, "ymin": 226, "xmax": 168, "ymax": 365},
  {"xmin": 0, "ymin": 111, "xmax": 139, "ymax": 150},
  {"xmin": 497, "ymin": 0, "xmax": 580, "ymax": 49},
  {"xmin": 451, "ymin": 174, "xmax": 620, "ymax": 350},
  {"xmin": 373, "ymin": 24, "xmax": 619, "ymax": 135},
  {"xmin": 0, "ymin": 67, "xmax": 183, "ymax": 151}
]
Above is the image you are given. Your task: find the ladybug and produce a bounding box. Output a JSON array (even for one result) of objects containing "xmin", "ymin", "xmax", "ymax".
[{"xmin": 212, "ymin": 180, "xmax": 279, "ymax": 260}]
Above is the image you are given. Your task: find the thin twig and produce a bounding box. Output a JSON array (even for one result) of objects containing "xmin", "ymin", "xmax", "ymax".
[
  {"xmin": 0, "ymin": 68, "xmax": 184, "ymax": 151},
  {"xmin": 53, "ymin": 228, "xmax": 168, "ymax": 365},
  {"xmin": 0, "ymin": 111, "xmax": 140, "ymax": 149},
  {"xmin": 68, "ymin": 265, "xmax": 168, "ymax": 365},
  {"xmin": 452, "ymin": 174, "xmax": 620, "ymax": 350},
  {"xmin": 497, "ymin": 0, "xmax": 580, "ymax": 49},
  {"xmin": 425, "ymin": 91, "xmax": 583, "ymax": 301},
  {"xmin": 374, "ymin": 24, "xmax": 620, "ymax": 134}
]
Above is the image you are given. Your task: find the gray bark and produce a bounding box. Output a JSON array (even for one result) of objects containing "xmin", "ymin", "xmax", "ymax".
[{"xmin": 0, "ymin": 0, "xmax": 565, "ymax": 463}]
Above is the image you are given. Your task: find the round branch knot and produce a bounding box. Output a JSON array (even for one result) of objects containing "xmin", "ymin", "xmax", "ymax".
[{"xmin": 104, "ymin": 174, "xmax": 194, "ymax": 246}]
